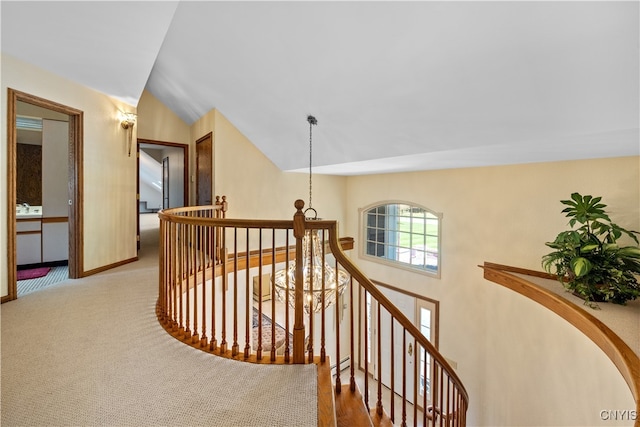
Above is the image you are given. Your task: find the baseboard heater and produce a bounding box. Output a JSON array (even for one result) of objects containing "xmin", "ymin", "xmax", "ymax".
[{"xmin": 331, "ymin": 357, "xmax": 351, "ymax": 376}]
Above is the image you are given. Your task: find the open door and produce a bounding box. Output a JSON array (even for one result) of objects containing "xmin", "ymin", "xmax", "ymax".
[
  {"xmin": 136, "ymin": 139, "xmax": 189, "ymax": 249},
  {"xmin": 5, "ymin": 89, "xmax": 83, "ymax": 303}
]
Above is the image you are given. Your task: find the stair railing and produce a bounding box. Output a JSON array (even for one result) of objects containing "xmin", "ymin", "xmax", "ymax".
[{"xmin": 157, "ymin": 198, "xmax": 468, "ymax": 426}]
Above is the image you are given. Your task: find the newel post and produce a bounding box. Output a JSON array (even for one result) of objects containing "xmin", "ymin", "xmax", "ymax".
[{"xmin": 292, "ymin": 199, "xmax": 307, "ymax": 364}]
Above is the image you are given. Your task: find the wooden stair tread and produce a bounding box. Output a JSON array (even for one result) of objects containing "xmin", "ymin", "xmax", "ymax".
[
  {"xmin": 317, "ymin": 361, "xmax": 337, "ymax": 427},
  {"xmin": 335, "ymin": 383, "xmax": 374, "ymax": 427},
  {"xmin": 369, "ymin": 410, "xmax": 394, "ymax": 427}
]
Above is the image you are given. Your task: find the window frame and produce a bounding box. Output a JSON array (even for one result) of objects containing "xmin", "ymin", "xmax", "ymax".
[{"xmin": 359, "ymin": 201, "xmax": 442, "ymax": 278}]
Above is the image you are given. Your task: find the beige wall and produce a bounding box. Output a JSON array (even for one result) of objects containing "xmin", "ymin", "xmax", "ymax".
[
  {"xmin": 136, "ymin": 96, "xmax": 348, "ymax": 221},
  {"xmin": 137, "ymin": 90, "xmax": 190, "ymax": 146},
  {"xmin": 2, "ymin": 52, "xmax": 636, "ymax": 426},
  {"xmin": 344, "ymin": 157, "xmax": 639, "ymax": 425},
  {"xmin": 1, "ymin": 54, "xmax": 138, "ymax": 296},
  {"xmin": 136, "ymin": 90, "xmax": 191, "ymax": 208},
  {"xmin": 211, "ymin": 109, "xmax": 347, "ymax": 223}
]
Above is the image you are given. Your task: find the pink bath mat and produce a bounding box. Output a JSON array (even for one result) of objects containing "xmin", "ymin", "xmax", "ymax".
[{"xmin": 17, "ymin": 267, "xmax": 50, "ymax": 281}]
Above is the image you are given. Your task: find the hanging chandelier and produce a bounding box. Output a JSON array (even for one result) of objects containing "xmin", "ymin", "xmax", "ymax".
[{"xmin": 272, "ymin": 115, "xmax": 349, "ymax": 314}]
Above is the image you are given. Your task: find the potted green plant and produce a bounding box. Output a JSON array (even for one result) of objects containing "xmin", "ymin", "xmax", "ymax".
[{"xmin": 542, "ymin": 192, "xmax": 640, "ymax": 307}]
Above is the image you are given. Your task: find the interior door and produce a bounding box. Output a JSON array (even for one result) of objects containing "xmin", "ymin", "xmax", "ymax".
[
  {"xmin": 162, "ymin": 156, "xmax": 170, "ymax": 209},
  {"xmin": 41, "ymin": 119, "xmax": 70, "ymax": 263},
  {"xmin": 196, "ymin": 133, "xmax": 212, "ymax": 206}
]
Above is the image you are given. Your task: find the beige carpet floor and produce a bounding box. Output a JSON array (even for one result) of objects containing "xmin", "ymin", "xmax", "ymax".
[{"xmin": 1, "ymin": 214, "xmax": 317, "ymax": 427}]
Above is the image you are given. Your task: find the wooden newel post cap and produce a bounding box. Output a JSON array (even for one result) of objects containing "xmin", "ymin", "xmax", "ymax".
[{"xmin": 293, "ymin": 199, "xmax": 306, "ymax": 238}]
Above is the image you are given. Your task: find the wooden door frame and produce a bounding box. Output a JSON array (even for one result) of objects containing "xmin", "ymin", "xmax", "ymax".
[
  {"xmin": 162, "ymin": 156, "xmax": 170, "ymax": 209},
  {"xmin": 4, "ymin": 88, "xmax": 83, "ymax": 303},
  {"xmin": 136, "ymin": 139, "xmax": 189, "ymax": 249},
  {"xmin": 137, "ymin": 138, "xmax": 189, "ymax": 205}
]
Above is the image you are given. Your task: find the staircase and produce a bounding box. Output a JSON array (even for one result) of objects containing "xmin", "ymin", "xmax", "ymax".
[
  {"xmin": 317, "ymin": 361, "xmax": 377, "ymax": 427},
  {"xmin": 139, "ymin": 200, "xmax": 159, "ymax": 213},
  {"xmin": 139, "ymin": 149, "xmax": 162, "ymax": 212},
  {"xmin": 157, "ymin": 198, "xmax": 469, "ymax": 427},
  {"xmin": 335, "ymin": 384, "xmax": 379, "ymax": 427}
]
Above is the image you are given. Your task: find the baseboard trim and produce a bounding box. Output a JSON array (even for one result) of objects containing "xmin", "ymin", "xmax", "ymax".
[
  {"xmin": 81, "ymin": 256, "xmax": 138, "ymax": 277},
  {"xmin": 331, "ymin": 356, "xmax": 351, "ymax": 376}
]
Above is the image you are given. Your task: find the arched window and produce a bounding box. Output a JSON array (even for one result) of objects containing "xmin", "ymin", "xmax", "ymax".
[{"xmin": 362, "ymin": 202, "xmax": 441, "ymax": 277}]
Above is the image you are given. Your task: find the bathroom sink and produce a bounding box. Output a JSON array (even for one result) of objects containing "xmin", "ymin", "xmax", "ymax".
[{"xmin": 16, "ymin": 206, "xmax": 42, "ymax": 219}]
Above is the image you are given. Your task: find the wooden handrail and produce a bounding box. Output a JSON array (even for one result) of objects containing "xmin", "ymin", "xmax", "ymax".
[
  {"xmin": 326, "ymin": 220, "xmax": 469, "ymax": 402},
  {"xmin": 157, "ymin": 199, "xmax": 469, "ymax": 426},
  {"xmin": 482, "ymin": 262, "xmax": 639, "ymax": 425}
]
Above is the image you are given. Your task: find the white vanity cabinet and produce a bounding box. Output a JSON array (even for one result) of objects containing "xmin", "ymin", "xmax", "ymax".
[
  {"xmin": 17, "ymin": 219, "xmax": 42, "ymax": 265},
  {"xmin": 43, "ymin": 222, "xmax": 68, "ymax": 262}
]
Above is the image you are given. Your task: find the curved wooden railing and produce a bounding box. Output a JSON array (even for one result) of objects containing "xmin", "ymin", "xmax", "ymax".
[
  {"xmin": 482, "ymin": 262, "xmax": 639, "ymax": 427},
  {"xmin": 157, "ymin": 198, "xmax": 468, "ymax": 426}
]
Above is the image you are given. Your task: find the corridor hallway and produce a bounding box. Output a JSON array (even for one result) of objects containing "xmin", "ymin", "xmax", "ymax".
[{"xmin": 1, "ymin": 214, "xmax": 317, "ymax": 426}]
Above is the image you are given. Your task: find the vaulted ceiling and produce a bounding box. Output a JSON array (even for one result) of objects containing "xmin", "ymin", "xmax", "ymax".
[{"xmin": 2, "ymin": 1, "xmax": 638, "ymax": 175}]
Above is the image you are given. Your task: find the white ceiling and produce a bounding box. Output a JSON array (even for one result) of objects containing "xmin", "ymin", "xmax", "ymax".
[{"xmin": 2, "ymin": 1, "xmax": 638, "ymax": 175}]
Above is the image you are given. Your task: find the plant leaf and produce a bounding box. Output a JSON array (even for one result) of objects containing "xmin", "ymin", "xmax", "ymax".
[
  {"xmin": 580, "ymin": 244, "xmax": 598, "ymax": 253},
  {"xmin": 618, "ymin": 246, "xmax": 640, "ymax": 258},
  {"xmin": 570, "ymin": 257, "xmax": 592, "ymax": 277}
]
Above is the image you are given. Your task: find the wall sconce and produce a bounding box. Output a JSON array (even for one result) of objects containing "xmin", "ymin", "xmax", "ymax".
[
  {"xmin": 119, "ymin": 112, "xmax": 137, "ymax": 157},
  {"xmin": 120, "ymin": 112, "xmax": 136, "ymax": 130}
]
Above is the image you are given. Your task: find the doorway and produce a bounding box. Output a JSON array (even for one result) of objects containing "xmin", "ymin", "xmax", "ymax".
[
  {"xmin": 196, "ymin": 132, "xmax": 213, "ymax": 206},
  {"xmin": 5, "ymin": 89, "xmax": 83, "ymax": 303},
  {"xmin": 136, "ymin": 139, "xmax": 189, "ymax": 249},
  {"xmin": 365, "ymin": 282, "xmax": 439, "ymax": 407}
]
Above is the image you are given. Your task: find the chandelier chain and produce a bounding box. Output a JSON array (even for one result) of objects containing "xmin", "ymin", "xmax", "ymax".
[{"xmin": 307, "ymin": 115, "xmax": 317, "ymax": 210}]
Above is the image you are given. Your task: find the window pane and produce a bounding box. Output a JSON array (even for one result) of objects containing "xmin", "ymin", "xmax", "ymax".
[
  {"xmin": 412, "ymin": 208, "xmax": 426, "ymax": 218},
  {"xmin": 419, "ymin": 305, "xmax": 433, "ymax": 398},
  {"xmin": 363, "ymin": 203, "xmax": 440, "ymax": 276},
  {"xmin": 367, "ymin": 213, "xmax": 376, "ymax": 227},
  {"xmin": 367, "ymin": 241, "xmax": 376, "ymax": 255},
  {"xmin": 411, "ymin": 249, "xmax": 426, "ymax": 267},
  {"xmin": 397, "ymin": 232, "xmax": 411, "ymax": 248},
  {"xmin": 426, "ymin": 252, "xmax": 438, "ymax": 271}
]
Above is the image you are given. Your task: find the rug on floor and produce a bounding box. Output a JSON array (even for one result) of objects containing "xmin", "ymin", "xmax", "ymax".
[
  {"xmin": 252, "ymin": 307, "xmax": 292, "ymax": 352},
  {"xmin": 17, "ymin": 267, "xmax": 50, "ymax": 281},
  {"xmin": 17, "ymin": 266, "xmax": 69, "ymax": 297}
]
